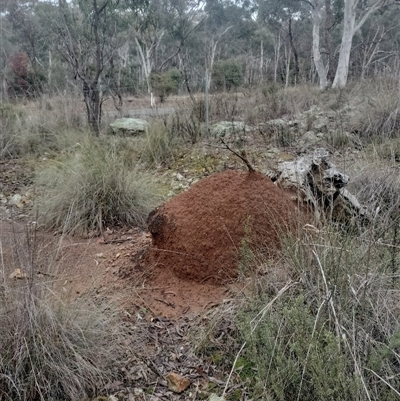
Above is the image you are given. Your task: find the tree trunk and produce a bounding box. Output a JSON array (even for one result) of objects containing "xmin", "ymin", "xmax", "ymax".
[
  {"xmin": 288, "ymin": 18, "xmax": 300, "ymax": 82},
  {"xmin": 260, "ymin": 40, "xmax": 264, "ymax": 82},
  {"xmin": 273, "ymin": 32, "xmax": 281, "ymax": 83},
  {"xmin": 135, "ymin": 37, "xmax": 152, "ymax": 94},
  {"xmin": 83, "ymin": 0, "xmax": 108, "ymax": 135},
  {"xmin": 332, "ymin": 0, "xmax": 384, "ymax": 89},
  {"xmin": 311, "ymin": 0, "xmax": 328, "ymax": 90},
  {"xmin": 83, "ymin": 80, "xmax": 101, "ymax": 133},
  {"xmin": 332, "ymin": 0, "xmax": 355, "ymax": 88},
  {"xmin": 285, "ymin": 45, "xmax": 291, "ymax": 87}
]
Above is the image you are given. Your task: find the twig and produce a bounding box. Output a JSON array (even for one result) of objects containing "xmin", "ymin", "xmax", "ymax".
[
  {"xmin": 313, "ymin": 250, "xmax": 342, "ymax": 347},
  {"xmin": 221, "ymin": 139, "xmax": 255, "ymax": 173},
  {"xmin": 364, "ymin": 368, "xmax": 400, "ymax": 397}
]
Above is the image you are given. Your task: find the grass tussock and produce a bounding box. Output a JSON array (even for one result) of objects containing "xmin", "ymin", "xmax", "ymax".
[
  {"xmin": 0, "ymin": 226, "xmax": 129, "ymax": 401},
  {"xmin": 349, "ymin": 78, "xmax": 400, "ymax": 141},
  {"xmin": 0, "ymin": 290, "xmax": 124, "ymax": 401},
  {"xmin": 35, "ymin": 139, "xmax": 162, "ymax": 235},
  {"xmin": 141, "ymin": 120, "xmax": 179, "ymax": 165}
]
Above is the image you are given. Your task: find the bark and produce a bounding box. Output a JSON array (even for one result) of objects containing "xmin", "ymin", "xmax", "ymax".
[
  {"xmin": 332, "ymin": 0, "xmax": 385, "ymax": 88},
  {"xmin": 288, "ymin": 18, "xmax": 300, "ymax": 82},
  {"xmin": 311, "ymin": 0, "xmax": 328, "ymax": 90},
  {"xmin": 273, "ymin": 31, "xmax": 281, "ymax": 83}
]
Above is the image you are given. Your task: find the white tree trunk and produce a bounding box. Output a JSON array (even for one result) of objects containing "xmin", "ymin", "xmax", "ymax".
[
  {"xmin": 332, "ymin": 0, "xmax": 356, "ymax": 88},
  {"xmin": 285, "ymin": 45, "xmax": 291, "ymax": 87},
  {"xmin": 311, "ymin": 0, "xmax": 328, "ymax": 90},
  {"xmin": 260, "ymin": 40, "xmax": 264, "ymax": 82},
  {"xmin": 274, "ymin": 32, "xmax": 281, "ymax": 83},
  {"xmin": 332, "ymin": 0, "xmax": 385, "ymax": 88},
  {"xmin": 135, "ymin": 37, "xmax": 151, "ymax": 93},
  {"xmin": 206, "ymin": 41, "xmax": 217, "ymax": 91}
]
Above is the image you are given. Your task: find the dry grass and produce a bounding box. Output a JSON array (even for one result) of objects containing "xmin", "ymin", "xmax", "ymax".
[
  {"xmin": 348, "ymin": 78, "xmax": 400, "ymax": 141},
  {"xmin": 34, "ymin": 138, "xmax": 162, "ymax": 235},
  {"xmin": 1, "ymin": 95, "xmax": 89, "ymax": 158},
  {"xmin": 0, "ymin": 225, "xmax": 130, "ymax": 401}
]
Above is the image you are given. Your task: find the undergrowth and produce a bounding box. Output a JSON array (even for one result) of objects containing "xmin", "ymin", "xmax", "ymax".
[
  {"xmin": 234, "ymin": 222, "xmax": 400, "ymax": 401},
  {"xmin": 0, "ymin": 96, "xmax": 88, "ymax": 158},
  {"xmin": 0, "ymin": 224, "xmax": 129, "ymax": 401},
  {"xmin": 34, "ymin": 139, "xmax": 162, "ymax": 235}
]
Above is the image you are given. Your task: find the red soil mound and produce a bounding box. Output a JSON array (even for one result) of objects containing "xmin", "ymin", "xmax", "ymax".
[{"xmin": 147, "ymin": 170, "xmax": 300, "ymax": 284}]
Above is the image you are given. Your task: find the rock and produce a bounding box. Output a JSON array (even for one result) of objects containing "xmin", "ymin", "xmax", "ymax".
[
  {"xmin": 209, "ymin": 395, "xmax": 225, "ymax": 401},
  {"xmin": 267, "ymin": 118, "xmax": 287, "ymax": 128},
  {"xmin": 211, "ymin": 121, "xmax": 246, "ymax": 137},
  {"xmin": 313, "ymin": 116, "xmax": 330, "ymax": 132},
  {"xmin": 109, "ymin": 118, "xmax": 149, "ymax": 136},
  {"xmin": 300, "ymin": 131, "xmax": 321, "ymax": 147},
  {"xmin": 166, "ymin": 372, "xmax": 191, "ymax": 394},
  {"xmin": 9, "ymin": 194, "xmax": 24, "ymax": 208}
]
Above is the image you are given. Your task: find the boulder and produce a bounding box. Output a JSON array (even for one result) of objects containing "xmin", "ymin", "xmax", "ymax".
[
  {"xmin": 109, "ymin": 118, "xmax": 149, "ymax": 136},
  {"xmin": 211, "ymin": 121, "xmax": 246, "ymax": 137}
]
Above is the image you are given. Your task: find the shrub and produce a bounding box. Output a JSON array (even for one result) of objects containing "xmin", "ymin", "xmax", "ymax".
[
  {"xmin": 236, "ymin": 224, "xmax": 400, "ymax": 400},
  {"xmin": 7, "ymin": 52, "xmax": 45, "ymax": 99},
  {"xmin": 212, "ymin": 59, "xmax": 243, "ymax": 91},
  {"xmin": 150, "ymin": 68, "xmax": 182, "ymax": 102},
  {"xmin": 34, "ymin": 140, "xmax": 162, "ymax": 235}
]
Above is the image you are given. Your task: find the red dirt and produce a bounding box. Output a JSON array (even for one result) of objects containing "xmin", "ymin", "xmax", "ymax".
[
  {"xmin": 1, "ymin": 169, "xmax": 300, "ymax": 319},
  {"xmin": 0, "ymin": 219, "xmax": 231, "ymax": 320},
  {"xmin": 146, "ymin": 169, "xmax": 301, "ymax": 284}
]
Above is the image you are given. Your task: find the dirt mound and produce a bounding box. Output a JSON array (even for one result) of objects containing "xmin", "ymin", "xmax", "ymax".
[{"xmin": 147, "ymin": 169, "xmax": 300, "ymax": 284}]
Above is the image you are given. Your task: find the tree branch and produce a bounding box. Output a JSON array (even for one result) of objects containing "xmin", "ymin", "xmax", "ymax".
[{"xmin": 221, "ymin": 139, "xmax": 255, "ymax": 173}]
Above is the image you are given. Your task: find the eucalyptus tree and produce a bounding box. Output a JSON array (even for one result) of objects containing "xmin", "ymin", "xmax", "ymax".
[
  {"xmin": 4, "ymin": 0, "xmax": 52, "ymax": 95},
  {"xmin": 132, "ymin": 0, "xmax": 168, "ymax": 95},
  {"xmin": 52, "ymin": 0, "xmax": 143, "ymax": 134},
  {"xmin": 162, "ymin": 0, "xmax": 207, "ymax": 100},
  {"xmin": 332, "ymin": 0, "xmax": 400, "ymax": 88},
  {"xmin": 256, "ymin": 0, "xmax": 308, "ymax": 84},
  {"xmin": 351, "ymin": 8, "xmax": 400, "ymax": 79}
]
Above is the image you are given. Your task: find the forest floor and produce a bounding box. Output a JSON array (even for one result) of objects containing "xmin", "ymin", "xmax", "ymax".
[{"xmin": 2, "ymin": 84, "xmax": 397, "ymax": 400}]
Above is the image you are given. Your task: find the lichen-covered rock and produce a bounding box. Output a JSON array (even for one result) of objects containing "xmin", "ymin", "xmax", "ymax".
[
  {"xmin": 109, "ymin": 118, "xmax": 149, "ymax": 136},
  {"xmin": 211, "ymin": 121, "xmax": 246, "ymax": 137}
]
